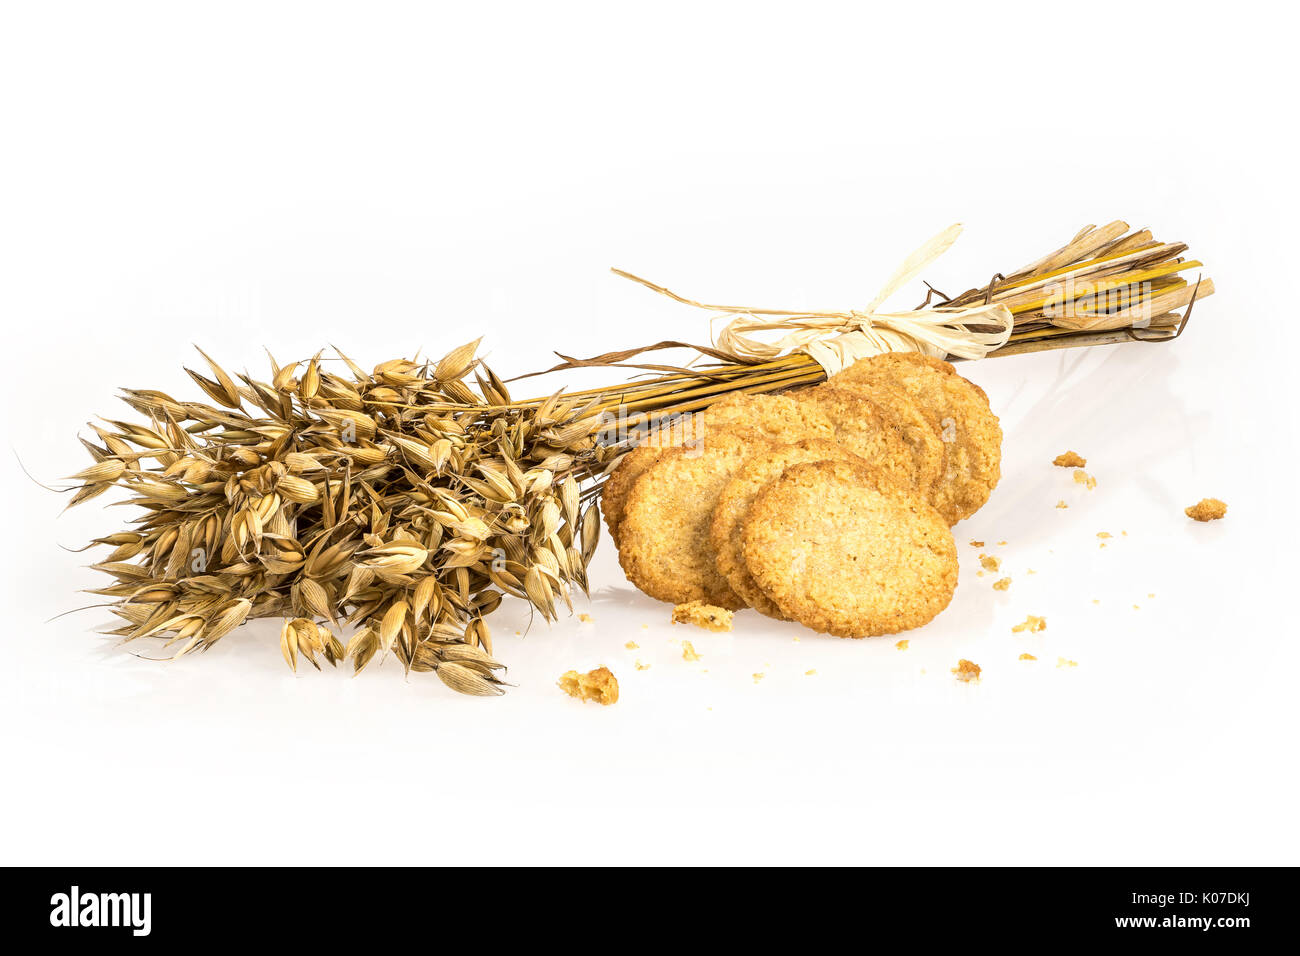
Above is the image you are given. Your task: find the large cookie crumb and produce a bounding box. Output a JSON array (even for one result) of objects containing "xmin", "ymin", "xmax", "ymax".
[
  {"xmin": 672, "ymin": 600, "xmax": 734, "ymax": 632},
  {"xmin": 1185, "ymin": 497, "xmax": 1227, "ymax": 522},
  {"xmin": 1053, "ymin": 450, "xmax": 1087, "ymax": 468},
  {"xmin": 952, "ymin": 659, "xmax": 981, "ymax": 682},
  {"xmin": 557, "ymin": 667, "xmax": 619, "ymax": 705}
]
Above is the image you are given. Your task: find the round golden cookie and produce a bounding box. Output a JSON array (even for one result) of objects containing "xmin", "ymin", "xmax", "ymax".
[
  {"xmin": 601, "ymin": 446, "xmax": 665, "ymax": 545},
  {"xmin": 618, "ymin": 428, "xmax": 771, "ymax": 608},
  {"xmin": 823, "ymin": 379, "xmax": 944, "ymax": 501},
  {"xmin": 601, "ymin": 410, "xmax": 711, "ymax": 543},
  {"xmin": 711, "ymin": 439, "xmax": 868, "ymax": 619},
  {"xmin": 830, "ymin": 354, "xmax": 1001, "ymax": 524},
  {"xmin": 742, "ymin": 459, "xmax": 958, "ymax": 637},
  {"xmin": 794, "ymin": 385, "xmax": 919, "ymax": 494},
  {"xmin": 700, "ymin": 392, "xmax": 835, "ymax": 443}
]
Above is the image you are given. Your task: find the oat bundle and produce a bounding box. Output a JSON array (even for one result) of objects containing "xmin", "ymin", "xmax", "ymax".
[{"xmin": 64, "ymin": 220, "xmax": 1211, "ymax": 695}]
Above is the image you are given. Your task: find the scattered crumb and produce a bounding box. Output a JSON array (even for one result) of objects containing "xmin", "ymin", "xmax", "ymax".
[
  {"xmin": 681, "ymin": 640, "xmax": 701, "ymax": 662},
  {"xmin": 1056, "ymin": 657, "xmax": 1078, "ymax": 669},
  {"xmin": 1097, "ymin": 532, "xmax": 1112, "ymax": 539},
  {"xmin": 969, "ymin": 539, "xmax": 984, "ymax": 548},
  {"xmin": 1053, "ymin": 450, "xmax": 1087, "ymax": 468},
  {"xmin": 1056, "ymin": 500, "xmax": 1068, "ymax": 509},
  {"xmin": 792, "ymin": 635, "xmax": 800, "ymax": 643},
  {"xmin": 895, "ymin": 639, "xmax": 909, "ymax": 651},
  {"xmin": 578, "ymin": 613, "xmax": 593, "ymax": 623},
  {"xmin": 1121, "ymin": 530, "xmax": 1128, "ymax": 536},
  {"xmin": 980, "ymin": 554, "xmax": 1001, "ymax": 572},
  {"xmin": 1092, "ymin": 599, "xmax": 1100, "ymax": 605},
  {"xmin": 640, "ymin": 624, "xmax": 648, "ymax": 629},
  {"xmin": 1027, "ymin": 568, "xmax": 1037, "ymax": 575},
  {"xmin": 671, "ymin": 600, "xmax": 734, "ymax": 632},
  {"xmin": 1099, "ymin": 542, "xmax": 1107, "ymax": 549},
  {"xmin": 752, "ymin": 673, "xmax": 764, "ymax": 684},
  {"xmin": 1073, "ymin": 469, "xmax": 1097, "ymax": 490},
  {"xmin": 977, "ymin": 571, "xmax": 984, "ymax": 577},
  {"xmin": 1019, "ymin": 653, "xmax": 1037, "ymax": 661},
  {"xmin": 1012, "ymin": 614, "xmax": 1047, "ymax": 634},
  {"xmin": 1148, "ymin": 593, "xmax": 1155, "ymax": 599},
  {"xmin": 624, "ymin": 641, "xmax": 639, "ymax": 650},
  {"xmin": 952, "ymin": 659, "xmax": 981, "ymax": 682},
  {"xmin": 635, "ymin": 661, "xmax": 650, "ymax": 671},
  {"xmin": 1185, "ymin": 497, "xmax": 1227, "ymax": 522},
  {"xmin": 557, "ymin": 667, "xmax": 619, "ymax": 705},
  {"xmin": 992, "ymin": 577, "xmax": 1011, "ymax": 591},
  {"xmin": 1133, "ymin": 604, "xmax": 1140, "ymax": 610},
  {"xmin": 805, "ymin": 669, "xmax": 816, "ymax": 676},
  {"xmin": 997, "ymin": 540, "xmax": 1007, "ymax": 546}
]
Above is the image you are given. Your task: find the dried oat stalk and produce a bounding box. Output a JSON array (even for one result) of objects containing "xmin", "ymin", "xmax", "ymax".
[{"xmin": 69, "ymin": 343, "xmax": 611, "ymax": 695}]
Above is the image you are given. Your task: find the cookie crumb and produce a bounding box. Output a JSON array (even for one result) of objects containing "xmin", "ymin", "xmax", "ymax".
[
  {"xmin": 1185, "ymin": 497, "xmax": 1227, "ymax": 522},
  {"xmin": 625, "ymin": 641, "xmax": 639, "ymax": 650},
  {"xmin": 671, "ymin": 600, "xmax": 734, "ymax": 632},
  {"xmin": 1148, "ymin": 593, "xmax": 1155, "ymax": 599},
  {"xmin": 980, "ymin": 554, "xmax": 1001, "ymax": 572},
  {"xmin": 1073, "ymin": 469, "xmax": 1097, "ymax": 489},
  {"xmin": 805, "ymin": 669, "xmax": 817, "ymax": 676},
  {"xmin": 1056, "ymin": 500, "xmax": 1069, "ymax": 509},
  {"xmin": 1019, "ymin": 653, "xmax": 1037, "ymax": 661},
  {"xmin": 557, "ymin": 667, "xmax": 619, "ymax": 705},
  {"xmin": 578, "ymin": 613, "xmax": 594, "ymax": 623},
  {"xmin": 997, "ymin": 540, "xmax": 1007, "ymax": 546},
  {"xmin": 1056, "ymin": 657, "xmax": 1078, "ymax": 669},
  {"xmin": 1053, "ymin": 451, "xmax": 1087, "ymax": 468},
  {"xmin": 1027, "ymin": 568, "xmax": 1037, "ymax": 575},
  {"xmin": 635, "ymin": 661, "xmax": 650, "ymax": 671},
  {"xmin": 992, "ymin": 577, "xmax": 1011, "ymax": 591},
  {"xmin": 752, "ymin": 672, "xmax": 765, "ymax": 684},
  {"xmin": 969, "ymin": 539, "xmax": 985, "ymax": 548},
  {"xmin": 1096, "ymin": 531, "xmax": 1112, "ymax": 539},
  {"xmin": 952, "ymin": 659, "xmax": 981, "ymax": 682},
  {"xmin": 1012, "ymin": 614, "xmax": 1047, "ymax": 634},
  {"xmin": 681, "ymin": 640, "xmax": 701, "ymax": 662},
  {"xmin": 895, "ymin": 639, "xmax": 909, "ymax": 650}
]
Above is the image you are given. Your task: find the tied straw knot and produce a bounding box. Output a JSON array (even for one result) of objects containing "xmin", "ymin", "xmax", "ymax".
[{"xmin": 613, "ymin": 224, "xmax": 1014, "ymax": 374}]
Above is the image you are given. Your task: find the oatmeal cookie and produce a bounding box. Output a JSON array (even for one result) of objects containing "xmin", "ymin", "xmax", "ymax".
[
  {"xmin": 794, "ymin": 385, "xmax": 919, "ymax": 493},
  {"xmin": 742, "ymin": 459, "xmax": 957, "ymax": 637},
  {"xmin": 618, "ymin": 428, "xmax": 770, "ymax": 608},
  {"xmin": 700, "ymin": 392, "xmax": 835, "ymax": 443},
  {"xmin": 820, "ymin": 378, "xmax": 944, "ymax": 501},
  {"xmin": 830, "ymin": 353, "xmax": 1001, "ymax": 524},
  {"xmin": 711, "ymin": 439, "xmax": 868, "ymax": 619},
  {"xmin": 601, "ymin": 446, "xmax": 667, "ymax": 545}
]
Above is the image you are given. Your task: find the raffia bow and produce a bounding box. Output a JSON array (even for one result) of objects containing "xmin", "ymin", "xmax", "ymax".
[{"xmin": 614, "ymin": 224, "xmax": 1014, "ymax": 375}]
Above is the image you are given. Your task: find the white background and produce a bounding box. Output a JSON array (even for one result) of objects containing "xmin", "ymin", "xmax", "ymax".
[{"xmin": 1, "ymin": 1, "xmax": 1296, "ymax": 865}]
